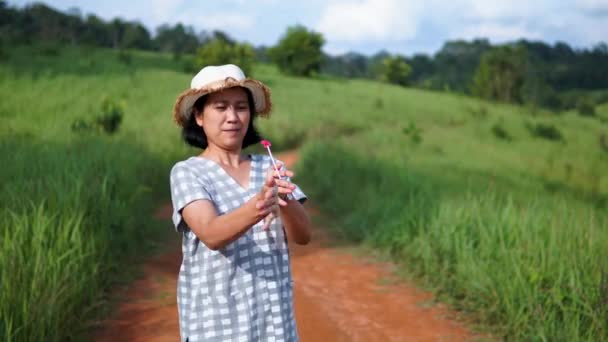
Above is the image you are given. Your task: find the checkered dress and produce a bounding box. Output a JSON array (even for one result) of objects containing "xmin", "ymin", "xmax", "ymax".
[{"xmin": 170, "ymin": 154, "xmax": 306, "ymax": 342}]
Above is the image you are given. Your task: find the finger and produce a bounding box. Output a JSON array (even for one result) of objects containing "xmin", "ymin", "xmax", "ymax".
[
  {"xmin": 263, "ymin": 214, "xmax": 275, "ymax": 230},
  {"xmin": 264, "ymin": 168, "xmax": 276, "ymax": 185},
  {"xmin": 265, "ymin": 188, "xmax": 275, "ymax": 199},
  {"xmin": 259, "ymin": 197, "xmax": 277, "ymax": 210},
  {"xmin": 275, "ymin": 179, "xmax": 296, "ymax": 189},
  {"xmin": 278, "ymin": 197, "xmax": 288, "ymax": 207},
  {"xmin": 277, "ymin": 187, "xmax": 294, "ymax": 195}
]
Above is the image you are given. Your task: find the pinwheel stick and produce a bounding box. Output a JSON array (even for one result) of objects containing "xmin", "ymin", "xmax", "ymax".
[{"xmin": 261, "ymin": 140, "xmax": 294, "ymax": 200}]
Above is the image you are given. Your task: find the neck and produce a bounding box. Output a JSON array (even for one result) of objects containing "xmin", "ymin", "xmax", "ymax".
[{"xmin": 201, "ymin": 144, "xmax": 245, "ymax": 167}]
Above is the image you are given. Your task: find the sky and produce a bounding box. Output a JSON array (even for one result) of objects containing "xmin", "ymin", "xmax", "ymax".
[{"xmin": 10, "ymin": 0, "xmax": 608, "ymax": 56}]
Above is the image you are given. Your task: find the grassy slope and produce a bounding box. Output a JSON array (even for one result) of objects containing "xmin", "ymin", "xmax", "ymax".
[
  {"xmin": 0, "ymin": 46, "xmax": 192, "ymax": 341},
  {"xmin": 1, "ymin": 46, "xmax": 607, "ymax": 340}
]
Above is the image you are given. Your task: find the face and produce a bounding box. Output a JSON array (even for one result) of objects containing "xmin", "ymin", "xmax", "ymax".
[{"xmin": 195, "ymin": 87, "xmax": 251, "ymax": 151}]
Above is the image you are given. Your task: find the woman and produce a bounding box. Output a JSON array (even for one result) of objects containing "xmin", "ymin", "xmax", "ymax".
[{"xmin": 170, "ymin": 64, "xmax": 311, "ymax": 342}]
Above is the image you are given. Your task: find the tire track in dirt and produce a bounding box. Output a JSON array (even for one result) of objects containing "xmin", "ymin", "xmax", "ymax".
[{"xmin": 94, "ymin": 151, "xmax": 477, "ymax": 341}]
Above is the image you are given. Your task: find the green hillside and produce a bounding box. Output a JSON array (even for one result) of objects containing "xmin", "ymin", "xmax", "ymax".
[{"xmin": 1, "ymin": 46, "xmax": 607, "ymax": 340}]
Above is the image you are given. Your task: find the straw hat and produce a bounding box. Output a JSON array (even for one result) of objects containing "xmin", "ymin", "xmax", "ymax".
[{"xmin": 172, "ymin": 64, "xmax": 272, "ymax": 126}]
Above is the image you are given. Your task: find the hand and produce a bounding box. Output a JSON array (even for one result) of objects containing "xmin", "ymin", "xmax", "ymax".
[
  {"xmin": 254, "ymin": 168, "xmax": 280, "ymax": 230},
  {"xmin": 256, "ymin": 164, "xmax": 296, "ymax": 230},
  {"xmin": 270, "ymin": 162, "xmax": 297, "ymax": 202}
]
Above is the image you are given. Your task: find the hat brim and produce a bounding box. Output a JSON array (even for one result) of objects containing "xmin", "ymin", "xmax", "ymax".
[{"xmin": 172, "ymin": 78, "xmax": 272, "ymax": 126}]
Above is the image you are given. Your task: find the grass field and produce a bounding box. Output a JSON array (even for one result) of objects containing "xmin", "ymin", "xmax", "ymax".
[{"xmin": 1, "ymin": 45, "xmax": 607, "ymax": 340}]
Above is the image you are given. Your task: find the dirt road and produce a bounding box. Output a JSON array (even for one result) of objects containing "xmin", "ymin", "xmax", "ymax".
[{"xmin": 94, "ymin": 152, "xmax": 475, "ymax": 341}]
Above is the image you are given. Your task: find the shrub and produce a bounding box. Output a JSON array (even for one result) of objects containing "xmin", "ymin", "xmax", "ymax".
[
  {"xmin": 379, "ymin": 55, "xmax": 411, "ymax": 86},
  {"xmin": 402, "ymin": 121, "xmax": 423, "ymax": 144},
  {"xmin": 117, "ymin": 49, "xmax": 132, "ymax": 65},
  {"xmin": 96, "ymin": 97, "xmax": 124, "ymax": 134},
  {"xmin": 194, "ymin": 38, "xmax": 255, "ymax": 76},
  {"xmin": 467, "ymin": 105, "xmax": 489, "ymax": 120},
  {"xmin": 526, "ymin": 122, "xmax": 564, "ymax": 142},
  {"xmin": 71, "ymin": 97, "xmax": 124, "ymax": 135},
  {"xmin": 576, "ymin": 97, "xmax": 596, "ymax": 117},
  {"xmin": 492, "ymin": 122, "xmax": 512, "ymax": 140}
]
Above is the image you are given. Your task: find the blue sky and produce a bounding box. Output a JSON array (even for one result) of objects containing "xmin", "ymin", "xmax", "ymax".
[{"xmin": 10, "ymin": 0, "xmax": 608, "ymax": 56}]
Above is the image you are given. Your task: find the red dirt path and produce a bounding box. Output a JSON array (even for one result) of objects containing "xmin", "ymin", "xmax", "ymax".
[{"xmin": 93, "ymin": 151, "xmax": 477, "ymax": 341}]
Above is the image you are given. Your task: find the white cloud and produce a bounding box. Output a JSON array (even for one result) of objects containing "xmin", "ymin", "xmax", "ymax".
[
  {"xmin": 465, "ymin": 0, "xmax": 544, "ymax": 20},
  {"xmin": 317, "ymin": 0, "xmax": 422, "ymax": 42}
]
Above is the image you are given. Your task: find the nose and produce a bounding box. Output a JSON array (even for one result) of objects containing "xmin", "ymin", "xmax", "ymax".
[{"xmin": 226, "ymin": 106, "xmax": 238, "ymax": 122}]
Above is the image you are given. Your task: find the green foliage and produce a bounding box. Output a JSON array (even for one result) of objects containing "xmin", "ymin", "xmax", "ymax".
[
  {"xmin": 117, "ymin": 49, "xmax": 132, "ymax": 65},
  {"xmin": 154, "ymin": 23, "xmax": 200, "ymax": 54},
  {"xmin": 298, "ymin": 142, "xmax": 608, "ymax": 341},
  {"xmin": 0, "ymin": 137, "xmax": 165, "ymax": 341},
  {"xmin": 466, "ymin": 105, "xmax": 489, "ymax": 120},
  {"xmin": 402, "ymin": 121, "xmax": 423, "ymax": 144},
  {"xmin": 379, "ymin": 55, "xmax": 411, "ymax": 86},
  {"xmin": 577, "ymin": 96, "xmax": 596, "ymax": 117},
  {"xmin": 71, "ymin": 97, "xmax": 124, "ymax": 135},
  {"xmin": 268, "ymin": 25, "xmax": 325, "ymax": 77},
  {"xmin": 526, "ymin": 121, "xmax": 564, "ymax": 142},
  {"xmin": 600, "ymin": 133, "xmax": 608, "ymax": 153},
  {"xmin": 2, "ymin": 45, "xmax": 608, "ymax": 341},
  {"xmin": 492, "ymin": 121, "xmax": 512, "ymax": 140},
  {"xmin": 473, "ymin": 45, "xmax": 527, "ymax": 103},
  {"xmin": 193, "ymin": 38, "xmax": 255, "ymax": 75}
]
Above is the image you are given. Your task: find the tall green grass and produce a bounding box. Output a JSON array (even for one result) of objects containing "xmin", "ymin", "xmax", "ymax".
[
  {"xmin": 0, "ymin": 137, "xmax": 166, "ymax": 340},
  {"xmin": 297, "ymin": 141, "xmax": 608, "ymax": 340},
  {"xmin": 0, "ymin": 46, "xmax": 183, "ymax": 340}
]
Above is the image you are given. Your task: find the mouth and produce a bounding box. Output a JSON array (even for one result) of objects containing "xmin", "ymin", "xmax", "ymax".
[{"xmin": 223, "ymin": 128, "xmax": 242, "ymax": 133}]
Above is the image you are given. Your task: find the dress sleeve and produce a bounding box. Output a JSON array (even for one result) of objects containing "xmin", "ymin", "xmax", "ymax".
[{"xmin": 169, "ymin": 162, "xmax": 212, "ymax": 232}]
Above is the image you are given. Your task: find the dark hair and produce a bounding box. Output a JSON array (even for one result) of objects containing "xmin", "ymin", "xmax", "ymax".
[{"xmin": 181, "ymin": 87, "xmax": 262, "ymax": 149}]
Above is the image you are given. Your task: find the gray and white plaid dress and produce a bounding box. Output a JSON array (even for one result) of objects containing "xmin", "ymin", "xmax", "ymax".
[{"xmin": 170, "ymin": 154, "xmax": 306, "ymax": 342}]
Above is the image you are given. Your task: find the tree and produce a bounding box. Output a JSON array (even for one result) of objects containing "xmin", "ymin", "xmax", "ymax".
[
  {"xmin": 322, "ymin": 51, "xmax": 369, "ymax": 78},
  {"xmin": 155, "ymin": 23, "xmax": 199, "ymax": 54},
  {"xmin": 472, "ymin": 45, "xmax": 527, "ymax": 103},
  {"xmin": 268, "ymin": 25, "xmax": 324, "ymax": 77},
  {"xmin": 194, "ymin": 37, "xmax": 255, "ymax": 75},
  {"xmin": 433, "ymin": 39, "xmax": 491, "ymax": 92},
  {"xmin": 121, "ymin": 22, "xmax": 152, "ymax": 50},
  {"xmin": 379, "ymin": 55, "xmax": 411, "ymax": 86}
]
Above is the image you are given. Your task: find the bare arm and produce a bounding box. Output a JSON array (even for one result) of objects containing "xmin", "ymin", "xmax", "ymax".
[
  {"xmin": 272, "ymin": 163, "xmax": 312, "ymax": 245},
  {"xmin": 181, "ymin": 179, "xmax": 278, "ymax": 250},
  {"xmin": 279, "ymin": 198, "xmax": 311, "ymax": 245}
]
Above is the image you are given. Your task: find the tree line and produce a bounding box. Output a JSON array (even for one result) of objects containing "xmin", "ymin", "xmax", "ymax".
[{"xmin": 2, "ymin": 1, "xmax": 607, "ymax": 112}]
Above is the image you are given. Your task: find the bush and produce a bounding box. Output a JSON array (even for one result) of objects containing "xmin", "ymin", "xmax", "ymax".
[
  {"xmin": 526, "ymin": 121, "xmax": 564, "ymax": 142},
  {"xmin": 268, "ymin": 25, "xmax": 325, "ymax": 77},
  {"xmin": 600, "ymin": 133, "xmax": 608, "ymax": 153},
  {"xmin": 402, "ymin": 121, "xmax": 423, "ymax": 144},
  {"xmin": 492, "ymin": 122, "xmax": 512, "ymax": 140},
  {"xmin": 194, "ymin": 38, "xmax": 255, "ymax": 76},
  {"xmin": 378, "ymin": 55, "xmax": 411, "ymax": 86},
  {"xmin": 97, "ymin": 97, "xmax": 124, "ymax": 134},
  {"xmin": 467, "ymin": 105, "xmax": 489, "ymax": 120},
  {"xmin": 71, "ymin": 97, "xmax": 124, "ymax": 135},
  {"xmin": 117, "ymin": 49, "xmax": 132, "ymax": 65},
  {"xmin": 576, "ymin": 97, "xmax": 596, "ymax": 117}
]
